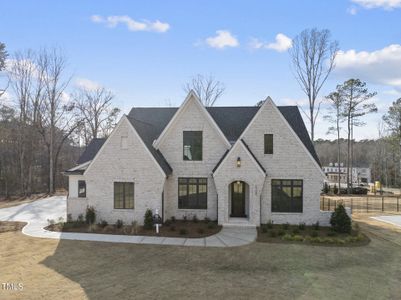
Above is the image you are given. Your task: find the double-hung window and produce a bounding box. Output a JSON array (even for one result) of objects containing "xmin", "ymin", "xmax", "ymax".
[
  {"xmin": 178, "ymin": 178, "xmax": 207, "ymax": 209},
  {"xmin": 78, "ymin": 180, "xmax": 86, "ymax": 198},
  {"xmin": 271, "ymin": 179, "xmax": 303, "ymax": 213}
]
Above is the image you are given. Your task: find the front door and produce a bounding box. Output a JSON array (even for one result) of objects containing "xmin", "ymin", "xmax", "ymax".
[{"xmin": 231, "ymin": 181, "xmax": 246, "ymax": 217}]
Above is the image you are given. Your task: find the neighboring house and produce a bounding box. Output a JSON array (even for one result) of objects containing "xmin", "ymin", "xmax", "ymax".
[
  {"xmin": 65, "ymin": 91, "xmax": 330, "ymax": 226},
  {"xmin": 323, "ymin": 163, "xmax": 371, "ymax": 185}
]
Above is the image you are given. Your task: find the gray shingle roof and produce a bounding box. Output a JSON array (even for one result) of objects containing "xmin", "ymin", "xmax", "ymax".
[
  {"xmin": 77, "ymin": 138, "xmax": 106, "ymax": 164},
  {"xmin": 76, "ymin": 104, "xmax": 320, "ymax": 173}
]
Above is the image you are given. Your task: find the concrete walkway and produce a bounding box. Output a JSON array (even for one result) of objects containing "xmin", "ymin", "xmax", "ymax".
[
  {"xmin": 371, "ymin": 215, "xmax": 401, "ymax": 228},
  {"xmin": 0, "ymin": 196, "xmax": 256, "ymax": 247}
]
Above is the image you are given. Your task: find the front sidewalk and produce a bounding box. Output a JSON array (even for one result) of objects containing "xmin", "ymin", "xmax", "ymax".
[{"xmin": 0, "ymin": 196, "xmax": 256, "ymax": 247}]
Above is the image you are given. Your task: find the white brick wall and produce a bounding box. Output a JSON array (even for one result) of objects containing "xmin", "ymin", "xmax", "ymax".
[
  {"xmin": 240, "ymin": 100, "xmax": 325, "ymax": 225},
  {"xmin": 70, "ymin": 117, "xmax": 166, "ymax": 225},
  {"xmin": 158, "ymin": 96, "xmax": 229, "ymax": 220}
]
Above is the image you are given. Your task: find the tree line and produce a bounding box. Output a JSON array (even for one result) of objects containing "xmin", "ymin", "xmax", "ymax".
[{"xmin": 0, "ymin": 44, "xmax": 120, "ymax": 196}]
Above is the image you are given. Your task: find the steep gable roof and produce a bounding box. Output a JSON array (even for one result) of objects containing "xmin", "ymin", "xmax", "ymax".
[
  {"xmin": 76, "ymin": 103, "xmax": 321, "ymax": 168},
  {"xmin": 77, "ymin": 138, "xmax": 106, "ymax": 164}
]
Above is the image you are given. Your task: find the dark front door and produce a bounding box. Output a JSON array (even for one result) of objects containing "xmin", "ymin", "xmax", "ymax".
[{"xmin": 231, "ymin": 181, "xmax": 246, "ymax": 217}]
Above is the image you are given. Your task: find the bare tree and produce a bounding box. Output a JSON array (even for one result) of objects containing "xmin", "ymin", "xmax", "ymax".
[
  {"xmin": 73, "ymin": 86, "xmax": 119, "ymax": 146},
  {"xmin": 36, "ymin": 48, "xmax": 80, "ymax": 193},
  {"xmin": 324, "ymin": 91, "xmax": 345, "ymax": 194},
  {"xmin": 289, "ymin": 28, "xmax": 339, "ymax": 142},
  {"xmin": 0, "ymin": 42, "xmax": 8, "ymax": 100},
  {"xmin": 183, "ymin": 74, "xmax": 225, "ymax": 106},
  {"xmin": 338, "ymin": 79, "xmax": 377, "ymax": 193},
  {"xmin": 7, "ymin": 50, "xmax": 36, "ymax": 194}
]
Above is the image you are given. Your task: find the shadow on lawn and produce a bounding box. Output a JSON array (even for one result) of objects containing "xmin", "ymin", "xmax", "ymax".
[{"xmin": 39, "ymin": 219, "xmax": 401, "ymax": 299}]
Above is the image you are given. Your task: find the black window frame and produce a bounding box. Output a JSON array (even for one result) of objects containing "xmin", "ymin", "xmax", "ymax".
[
  {"xmin": 183, "ymin": 131, "xmax": 203, "ymax": 161},
  {"xmin": 178, "ymin": 177, "xmax": 207, "ymax": 209},
  {"xmin": 271, "ymin": 179, "xmax": 303, "ymax": 213},
  {"xmin": 78, "ymin": 180, "xmax": 86, "ymax": 198},
  {"xmin": 264, "ymin": 134, "xmax": 273, "ymax": 154},
  {"xmin": 114, "ymin": 182, "xmax": 135, "ymax": 209}
]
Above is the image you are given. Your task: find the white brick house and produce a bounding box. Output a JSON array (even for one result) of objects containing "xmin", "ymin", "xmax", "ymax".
[{"xmin": 65, "ymin": 91, "xmax": 330, "ymax": 226}]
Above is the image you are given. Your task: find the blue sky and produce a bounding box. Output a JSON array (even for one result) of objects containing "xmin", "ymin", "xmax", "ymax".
[{"xmin": 1, "ymin": 0, "xmax": 401, "ymax": 139}]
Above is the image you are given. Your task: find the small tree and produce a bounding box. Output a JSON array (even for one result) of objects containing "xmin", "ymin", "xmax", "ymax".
[
  {"xmin": 144, "ymin": 209, "xmax": 153, "ymax": 230},
  {"xmin": 85, "ymin": 206, "xmax": 96, "ymax": 225},
  {"xmin": 333, "ymin": 184, "xmax": 339, "ymax": 195},
  {"xmin": 330, "ymin": 203, "xmax": 351, "ymax": 233},
  {"xmin": 183, "ymin": 74, "xmax": 225, "ymax": 106},
  {"xmin": 322, "ymin": 182, "xmax": 329, "ymax": 194}
]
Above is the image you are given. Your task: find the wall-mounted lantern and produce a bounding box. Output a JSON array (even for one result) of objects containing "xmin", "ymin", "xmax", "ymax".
[{"xmin": 237, "ymin": 157, "xmax": 241, "ymax": 168}]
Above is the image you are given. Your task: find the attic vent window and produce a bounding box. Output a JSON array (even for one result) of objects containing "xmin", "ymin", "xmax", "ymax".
[{"xmin": 121, "ymin": 136, "xmax": 128, "ymax": 149}]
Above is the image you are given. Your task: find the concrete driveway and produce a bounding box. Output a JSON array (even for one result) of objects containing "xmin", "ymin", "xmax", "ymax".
[
  {"xmin": 0, "ymin": 195, "xmax": 256, "ymax": 247},
  {"xmin": 371, "ymin": 215, "xmax": 401, "ymax": 228}
]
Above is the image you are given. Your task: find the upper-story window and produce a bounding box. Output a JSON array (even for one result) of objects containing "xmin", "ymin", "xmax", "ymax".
[
  {"xmin": 183, "ymin": 131, "xmax": 202, "ymax": 161},
  {"xmin": 78, "ymin": 180, "xmax": 86, "ymax": 198},
  {"xmin": 264, "ymin": 134, "xmax": 273, "ymax": 154}
]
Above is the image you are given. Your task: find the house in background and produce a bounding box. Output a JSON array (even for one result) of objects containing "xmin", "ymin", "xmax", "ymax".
[
  {"xmin": 65, "ymin": 91, "xmax": 331, "ymax": 227},
  {"xmin": 322, "ymin": 163, "xmax": 371, "ymax": 186}
]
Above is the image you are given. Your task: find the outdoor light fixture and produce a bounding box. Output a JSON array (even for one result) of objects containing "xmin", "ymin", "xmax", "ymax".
[{"xmin": 237, "ymin": 157, "xmax": 241, "ymax": 167}]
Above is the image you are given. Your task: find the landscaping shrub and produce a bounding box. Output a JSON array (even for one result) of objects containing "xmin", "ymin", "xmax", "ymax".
[
  {"xmin": 197, "ymin": 228, "xmax": 204, "ymax": 234},
  {"xmin": 116, "ymin": 219, "xmax": 123, "ymax": 229},
  {"xmin": 266, "ymin": 220, "xmax": 274, "ymax": 229},
  {"xmin": 298, "ymin": 222, "xmax": 306, "ymax": 230},
  {"xmin": 207, "ymin": 222, "xmax": 215, "ymax": 229},
  {"xmin": 170, "ymin": 226, "xmax": 176, "ymax": 231},
  {"xmin": 282, "ymin": 222, "xmax": 289, "ymax": 230},
  {"xmin": 144, "ymin": 209, "xmax": 153, "ymax": 230},
  {"xmin": 311, "ymin": 230, "xmax": 319, "ymax": 237},
  {"xmin": 67, "ymin": 213, "xmax": 73, "ymax": 222},
  {"xmin": 322, "ymin": 182, "xmax": 330, "ymax": 194},
  {"xmin": 330, "ymin": 204, "xmax": 351, "ymax": 233},
  {"xmin": 312, "ymin": 221, "xmax": 320, "ymax": 231},
  {"xmin": 85, "ymin": 206, "xmax": 96, "ymax": 225},
  {"xmin": 261, "ymin": 226, "xmax": 268, "ymax": 233},
  {"xmin": 179, "ymin": 228, "xmax": 187, "ymax": 235},
  {"xmin": 98, "ymin": 220, "xmax": 108, "ymax": 228},
  {"xmin": 327, "ymin": 231, "xmax": 337, "ymax": 237},
  {"xmin": 278, "ymin": 229, "xmax": 285, "ymax": 236},
  {"xmin": 171, "ymin": 216, "xmax": 176, "ymax": 223},
  {"xmin": 192, "ymin": 215, "xmax": 198, "ymax": 223},
  {"xmin": 204, "ymin": 217, "xmax": 210, "ymax": 223},
  {"xmin": 269, "ymin": 230, "xmax": 277, "ymax": 237},
  {"xmin": 183, "ymin": 215, "xmax": 187, "ymax": 223},
  {"xmin": 77, "ymin": 214, "xmax": 84, "ymax": 223},
  {"xmin": 164, "ymin": 219, "xmax": 172, "ymax": 226},
  {"xmin": 292, "ymin": 228, "xmax": 300, "ymax": 235},
  {"xmin": 282, "ymin": 233, "xmax": 292, "ymax": 241}
]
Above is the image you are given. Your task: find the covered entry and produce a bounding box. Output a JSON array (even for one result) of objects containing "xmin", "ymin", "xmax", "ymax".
[{"xmin": 230, "ymin": 181, "xmax": 248, "ymax": 217}]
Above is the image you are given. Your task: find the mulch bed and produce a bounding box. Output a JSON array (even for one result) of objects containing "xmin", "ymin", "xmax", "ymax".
[
  {"xmin": 0, "ymin": 221, "xmax": 27, "ymax": 233},
  {"xmin": 257, "ymin": 224, "xmax": 370, "ymax": 247},
  {"xmin": 46, "ymin": 220, "xmax": 222, "ymax": 238}
]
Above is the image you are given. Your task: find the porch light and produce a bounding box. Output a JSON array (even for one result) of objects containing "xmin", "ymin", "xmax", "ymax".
[{"xmin": 237, "ymin": 157, "xmax": 241, "ymax": 167}]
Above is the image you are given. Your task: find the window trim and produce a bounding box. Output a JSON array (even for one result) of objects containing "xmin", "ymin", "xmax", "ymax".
[
  {"xmin": 183, "ymin": 131, "xmax": 203, "ymax": 161},
  {"xmin": 178, "ymin": 177, "xmax": 208, "ymax": 210},
  {"xmin": 271, "ymin": 179, "xmax": 303, "ymax": 213},
  {"xmin": 264, "ymin": 134, "xmax": 273, "ymax": 154},
  {"xmin": 78, "ymin": 180, "xmax": 86, "ymax": 198},
  {"xmin": 113, "ymin": 182, "xmax": 135, "ymax": 209}
]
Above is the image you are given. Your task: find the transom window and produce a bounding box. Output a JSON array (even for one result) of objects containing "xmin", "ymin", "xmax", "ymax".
[
  {"xmin": 264, "ymin": 134, "xmax": 273, "ymax": 154},
  {"xmin": 78, "ymin": 180, "xmax": 86, "ymax": 198},
  {"xmin": 178, "ymin": 178, "xmax": 207, "ymax": 209},
  {"xmin": 271, "ymin": 179, "xmax": 303, "ymax": 213},
  {"xmin": 183, "ymin": 131, "xmax": 202, "ymax": 161},
  {"xmin": 114, "ymin": 182, "xmax": 134, "ymax": 209}
]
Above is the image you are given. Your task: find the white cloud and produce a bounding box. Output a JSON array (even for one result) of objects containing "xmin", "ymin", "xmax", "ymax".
[
  {"xmin": 75, "ymin": 78, "xmax": 102, "ymax": 91},
  {"xmin": 90, "ymin": 15, "xmax": 170, "ymax": 33},
  {"xmin": 335, "ymin": 44, "xmax": 401, "ymax": 88},
  {"xmin": 347, "ymin": 6, "xmax": 359, "ymax": 14},
  {"xmin": 351, "ymin": 0, "xmax": 401, "ymax": 9},
  {"xmin": 249, "ymin": 33, "xmax": 292, "ymax": 52},
  {"xmin": 205, "ymin": 30, "xmax": 239, "ymax": 49}
]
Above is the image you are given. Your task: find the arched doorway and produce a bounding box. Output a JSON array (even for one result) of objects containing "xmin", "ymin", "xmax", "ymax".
[{"xmin": 230, "ymin": 181, "xmax": 247, "ymax": 217}]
